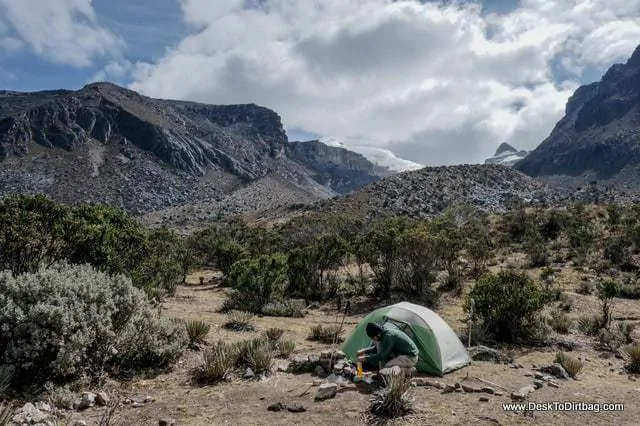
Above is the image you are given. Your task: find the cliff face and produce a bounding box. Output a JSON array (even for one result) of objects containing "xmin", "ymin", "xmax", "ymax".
[
  {"xmin": 515, "ymin": 45, "xmax": 640, "ymax": 184},
  {"xmin": 0, "ymin": 82, "xmax": 389, "ymax": 216}
]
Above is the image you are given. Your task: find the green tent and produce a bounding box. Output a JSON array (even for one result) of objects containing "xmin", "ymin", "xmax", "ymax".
[{"xmin": 342, "ymin": 301, "xmax": 470, "ymax": 376}]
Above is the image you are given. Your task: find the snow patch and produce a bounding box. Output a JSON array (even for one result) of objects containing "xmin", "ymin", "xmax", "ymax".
[{"xmin": 319, "ymin": 136, "xmax": 423, "ymax": 172}]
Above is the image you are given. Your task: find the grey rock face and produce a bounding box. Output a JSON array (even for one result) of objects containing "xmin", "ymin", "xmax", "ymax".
[{"xmin": 515, "ymin": 43, "xmax": 640, "ymax": 186}]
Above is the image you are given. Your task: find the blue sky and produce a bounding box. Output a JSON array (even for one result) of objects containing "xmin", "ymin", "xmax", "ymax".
[{"xmin": 1, "ymin": 0, "xmax": 639, "ymax": 164}]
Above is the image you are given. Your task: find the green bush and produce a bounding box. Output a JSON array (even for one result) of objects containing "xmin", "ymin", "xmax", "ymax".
[
  {"xmin": 0, "ymin": 263, "xmax": 187, "ymax": 389},
  {"xmin": 226, "ymin": 253, "xmax": 288, "ymax": 313},
  {"xmin": 465, "ymin": 270, "xmax": 553, "ymax": 342},
  {"xmin": 578, "ymin": 314, "xmax": 602, "ymax": 336}
]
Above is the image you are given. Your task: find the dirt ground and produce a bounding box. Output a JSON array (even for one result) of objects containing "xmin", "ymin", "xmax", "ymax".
[{"xmin": 66, "ymin": 269, "xmax": 640, "ymax": 426}]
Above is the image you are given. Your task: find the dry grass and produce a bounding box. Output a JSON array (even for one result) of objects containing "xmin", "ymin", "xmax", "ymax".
[
  {"xmin": 555, "ymin": 351, "xmax": 583, "ymax": 378},
  {"xmin": 308, "ymin": 324, "xmax": 344, "ymax": 344},
  {"xmin": 185, "ymin": 320, "xmax": 210, "ymax": 345},
  {"xmin": 0, "ymin": 402, "xmax": 13, "ymax": 426},
  {"xmin": 623, "ymin": 344, "xmax": 640, "ymax": 373},
  {"xmin": 0, "ymin": 367, "xmax": 11, "ymax": 394},
  {"xmin": 224, "ymin": 310, "xmax": 256, "ymax": 332},
  {"xmin": 367, "ymin": 373, "xmax": 415, "ymax": 421}
]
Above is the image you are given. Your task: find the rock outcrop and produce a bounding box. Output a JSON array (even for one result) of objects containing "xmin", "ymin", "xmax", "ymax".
[
  {"xmin": 0, "ymin": 82, "xmax": 387, "ymax": 216},
  {"xmin": 515, "ymin": 44, "xmax": 640, "ymax": 189}
]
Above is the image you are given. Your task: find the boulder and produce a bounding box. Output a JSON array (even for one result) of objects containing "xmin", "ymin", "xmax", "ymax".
[
  {"xmin": 510, "ymin": 385, "xmax": 536, "ymax": 401},
  {"xmin": 468, "ymin": 345, "xmax": 513, "ymax": 364},
  {"xmin": 315, "ymin": 383, "xmax": 338, "ymax": 401}
]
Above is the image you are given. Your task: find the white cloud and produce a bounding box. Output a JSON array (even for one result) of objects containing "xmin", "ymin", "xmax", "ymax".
[
  {"xmin": 127, "ymin": 0, "xmax": 640, "ymax": 165},
  {"xmin": 0, "ymin": 0, "xmax": 122, "ymax": 67}
]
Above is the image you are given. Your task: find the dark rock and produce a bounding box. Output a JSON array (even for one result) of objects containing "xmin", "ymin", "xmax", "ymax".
[
  {"xmin": 267, "ymin": 402, "xmax": 286, "ymax": 412},
  {"xmin": 468, "ymin": 345, "xmax": 513, "ymax": 364},
  {"xmin": 158, "ymin": 419, "xmax": 176, "ymax": 426},
  {"xmin": 287, "ymin": 404, "xmax": 306, "ymax": 413}
]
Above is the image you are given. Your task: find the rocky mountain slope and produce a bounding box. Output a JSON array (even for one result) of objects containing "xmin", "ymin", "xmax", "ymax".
[
  {"xmin": 515, "ymin": 44, "xmax": 640, "ymax": 189},
  {"xmin": 313, "ymin": 164, "xmax": 576, "ymax": 219},
  {"xmin": 0, "ymin": 83, "xmax": 387, "ymax": 215},
  {"xmin": 485, "ymin": 142, "xmax": 529, "ymax": 166}
]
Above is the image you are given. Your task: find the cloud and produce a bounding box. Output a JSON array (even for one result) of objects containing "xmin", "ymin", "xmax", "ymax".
[
  {"xmin": 128, "ymin": 0, "xmax": 640, "ymax": 165},
  {"xmin": 0, "ymin": 0, "xmax": 122, "ymax": 67}
]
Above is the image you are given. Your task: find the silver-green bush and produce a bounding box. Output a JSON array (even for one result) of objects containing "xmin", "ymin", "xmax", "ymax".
[{"xmin": 0, "ymin": 263, "xmax": 187, "ymax": 388}]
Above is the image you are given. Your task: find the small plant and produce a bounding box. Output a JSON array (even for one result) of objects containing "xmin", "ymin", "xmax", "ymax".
[
  {"xmin": 193, "ymin": 341, "xmax": 237, "ymax": 384},
  {"xmin": 224, "ymin": 310, "xmax": 256, "ymax": 332},
  {"xmin": 367, "ymin": 373, "xmax": 415, "ymax": 420},
  {"xmin": 44, "ymin": 382, "xmax": 76, "ymax": 410},
  {"xmin": 246, "ymin": 339, "xmax": 274, "ymax": 375},
  {"xmin": 0, "ymin": 366, "xmax": 12, "ymax": 394},
  {"xmin": 261, "ymin": 300, "xmax": 305, "ymax": 318},
  {"xmin": 618, "ymin": 322, "xmax": 636, "ymax": 344},
  {"xmin": 276, "ymin": 340, "xmax": 296, "ymax": 358},
  {"xmin": 548, "ymin": 309, "xmax": 573, "ymax": 334},
  {"xmin": 623, "ymin": 344, "xmax": 640, "ymax": 373},
  {"xmin": 578, "ymin": 314, "xmax": 603, "ymax": 336},
  {"xmin": 0, "ymin": 402, "xmax": 13, "ymax": 426},
  {"xmin": 308, "ymin": 324, "xmax": 344, "ymax": 344},
  {"xmin": 264, "ymin": 327, "xmax": 285, "ymax": 342},
  {"xmin": 555, "ymin": 351, "xmax": 583, "ymax": 378},
  {"xmin": 576, "ymin": 281, "xmax": 593, "ymax": 295},
  {"xmin": 597, "ymin": 278, "xmax": 620, "ymax": 329},
  {"xmin": 185, "ymin": 320, "xmax": 210, "ymax": 346}
]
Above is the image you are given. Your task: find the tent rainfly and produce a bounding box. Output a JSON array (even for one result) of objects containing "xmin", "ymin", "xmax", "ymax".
[{"xmin": 341, "ymin": 301, "xmax": 470, "ymax": 376}]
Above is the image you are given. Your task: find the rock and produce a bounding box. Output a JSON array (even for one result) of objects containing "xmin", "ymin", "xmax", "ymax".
[
  {"xmin": 511, "ymin": 385, "xmax": 536, "ymax": 401},
  {"xmin": 495, "ymin": 391, "xmax": 504, "ymax": 396},
  {"xmin": 333, "ymin": 361, "xmax": 345, "ymax": 372},
  {"xmin": 73, "ymin": 421, "xmax": 88, "ymax": 426},
  {"xmin": 442, "ymin": 384, "xmax": 456, "ymax": 394},
  {"xmin": 534, "ymin": 372, "xmax": 545, "ymax": 380},
  {"xmin": 34, "ymin": 402, "xmax": 52, "ymax": 412},
  {"xmin": 11, "ymin": 403, "xmax": 54, "ymax": 425},
  {"xmin": 287, "ymin": 404, "xmax": 306, "ymax": 413},
  {"xmin": 159, "ymin": 419, "xmax": 176, "ymax": 426},
  {"xmin": 314, "ymin": 365, "xmax": 327, "ymax": 378},
  {"xmin": 244, "ymin": 367, "xmax": 255, "ymax": 379},
  {"xmin": 96, "ymin": 392, "xmax": 110, "ymax": 406},
  {"xmin": 333, "ymin": 350, "xmax": 347, "ymax": 360},
  {"xmin": 79, "ymin": 392, "xmax": 96, "ymax": 409},
  {"xmin": 479, "ymin": 396, "xmax": 490, "ymax": 402},
  {"xmin": 132, "ymin": 402, "xmax": 145, "ymax": 408},
  {"xmin": 539, "ymin": 363, "xmax": 570, "ymax": 379},
  {"xmin": 144, "ymin": 396, "xmax": 155, "ymax": 403},
  {"xmin": 468, "ymin": 345, "xmax": 513, "ymax": 364},
  {"xmin": 461, "ymin": 384, "xmax": 481, "ymax": 393},
  {"xmin": 320, "ymin": 350, "xmax": 332, "ymax": 359},
  {"xmin": 122, "ymin": 398, "xmax": 132, "ymax": 405},
  {"xmin": 343, "ymin": 366, "xmax": 354, "ymax": 376},
  {"xmin": 548, "ymin": 381, "xmax": 560, "ymax": 388},
  {"xmin": 315, "ymin": 383, "xmax": 338, "ymax": 401},
  {"xmin": 481, "ymin": 387, "xmax": 495, "ymax": 394},
  {"xmin": 524, "ymin": 372, "xmax": 533, "ymax": 377},
  {"xmin": 308, "ymin": 354, "xmax": 320, "ymax": 364},
  {"xmin": 313, "ymin": 379, "xmax": 323, "ymax": 386},
  {"xmin": 267, "ymin": 402, "xmax": 286, "ymax": 412},
  {"xmin": 533, "ymin": 380, "xmax": 544, "ymax": 389}
]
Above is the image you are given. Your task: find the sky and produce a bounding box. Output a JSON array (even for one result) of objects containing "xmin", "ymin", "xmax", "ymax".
[{"xmin": 1, "ymin": 0, "xmax": 640, "ymax": 166}]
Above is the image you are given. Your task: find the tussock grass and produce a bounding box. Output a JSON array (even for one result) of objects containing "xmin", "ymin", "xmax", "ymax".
[
  {"xmin": 367, "ymin": 373, "xmax": 414, "ymax": 421},
  {"xmin": 555, "ymin": 351, "xmax": 583, "ymax": 378},
  {"xmin": 224, "ymin": 310, "xmax": 256, "ymax": 332},
  {"xmin": 308, "ymin": 324, "xmax": 344, "ymax": 344},
  {"xmin": 185, "ymin": 320, "xmax": 210, "ymax": 345}
]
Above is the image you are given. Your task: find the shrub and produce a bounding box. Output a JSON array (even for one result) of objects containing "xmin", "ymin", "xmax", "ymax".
[
  {"xmin": 624, "ymin": 344, "xmax": 640, "ymax": 373},
  {"xmin": 597, "ymin": 278, "xmax": 620, "ymax": 329},
  {"xmin": 227, "ymin": 253, "xmax": 288, "ymax": 313},
  {"xmin": 308, "ymin": 325, "xmax": 344, "ymax": 344},
  {"xmin": 617, "ymin": 322, "xmax": 636, "ymax": 344},
  {"xmin": 0, "ymin": 402, "xmax": 13, "ymax": 426},
  {"xmin": 224, "ymin": 311, "xmax": 256, "ymax": 332},
  {"xmin": 244, "ymin": 338, "xmax": 274, "ymax": 375},
  {"xmin": 548, "ymin": 309, "xmax": 572, "ymax": 334},
  {"xmin": 465, "ymin": 270, "xmax": 553, "ymax": 343},
  {"xmin": 0, "ymin": 366, "xmax": 11, "ymax": 395},
  {"xmin": 618, "ymin": 284, "xmax": 640, "ymax": 299},
  {"xmin": 0, "ymin": 263, "xmax": 187, "ymax": 389},
  {"xmin": 603, "ymin": 236, "xmax": 630, "ymax": 266},
  {"xmin": 264, "ymin": 328, "xmax": 285, "ymax": 342},
  {"xmin": 185, "ymin": 320, "xmax": 210, "ymax": 346},
  {"xmin": 576, "ymin": 281, "xmax": 593, "ymax": 295},
  {"xmin": 555, "ymin": 352, "xmax": 583, "ymax": 378},
  {"xmin": 367, "ymin": 373, "xmax": 414, "ymax": 420},
  {"xmin": 578, "ymin": 314, "xmax": 602, "ymax": 336},
  {"xmin": 194, "ymin": 341, "xmax": 237, "ymax": 384},
  {"xmin": 261, "ymin": 300, "xmax": 305, "ymax": 318},
  {"xmin": 276, "ymin": 340, "xmax": 296, "ymax": 358}
]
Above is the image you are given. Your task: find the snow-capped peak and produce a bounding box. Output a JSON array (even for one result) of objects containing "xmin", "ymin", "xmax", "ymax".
[
  {"xmin": 485, "ymin": 142, "xmax": 529, "ymax": 167},
  {"xmin": 319, "ymin": 136, "xmax": 424, "ymax": 172}
]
